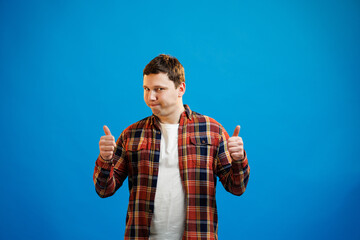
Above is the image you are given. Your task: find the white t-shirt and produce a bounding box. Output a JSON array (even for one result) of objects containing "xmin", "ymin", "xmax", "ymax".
[{"xmin": 149, "ymin": 123, "xmax": 186, "ymax": 240}]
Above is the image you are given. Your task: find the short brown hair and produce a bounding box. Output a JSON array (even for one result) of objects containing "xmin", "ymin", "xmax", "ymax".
[{"xmin": 143, "ymin": 54, "xmax": 185, "ymax": 88}]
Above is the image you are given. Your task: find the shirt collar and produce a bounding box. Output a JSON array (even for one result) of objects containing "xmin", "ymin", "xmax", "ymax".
[{"xmin": 183, "ymin": 104, "xmax": 192, "ymax": 120}]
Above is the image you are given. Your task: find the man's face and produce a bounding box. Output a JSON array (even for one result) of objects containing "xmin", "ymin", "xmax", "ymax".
[{"xmin": 143, "ymin": 72, "xmax": 185, "ymax": 121}]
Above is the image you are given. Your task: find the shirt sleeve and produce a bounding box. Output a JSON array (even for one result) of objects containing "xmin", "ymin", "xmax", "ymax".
[
  {"xmin": 93, "ymin": 132, "xmax": 128, "ymax": 198},
  {"xmin": 215, "ymin": 127, "xmax": 250, "ymax": 196}
]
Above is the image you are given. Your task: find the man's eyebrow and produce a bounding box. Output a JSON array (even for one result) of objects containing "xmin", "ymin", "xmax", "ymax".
[{"xmin": 143, "ymin": 85, "xmax": 168, "ymax": 88}]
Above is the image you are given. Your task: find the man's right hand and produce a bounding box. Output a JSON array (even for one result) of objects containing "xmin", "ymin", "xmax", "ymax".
[{"xmin": 99, "ymin": 125, "xmax": 116, "ymax": 160}]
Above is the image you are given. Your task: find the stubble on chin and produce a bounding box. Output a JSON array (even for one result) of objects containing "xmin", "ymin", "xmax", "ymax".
[{"xmin": 149, "ymin": 106, "xmax": 161, "ymax": 116}]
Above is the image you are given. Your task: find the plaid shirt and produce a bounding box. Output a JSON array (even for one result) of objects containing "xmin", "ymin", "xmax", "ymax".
[{"xmin": 93, "ymin": 105, "xmax": 250, "ymax": 240}]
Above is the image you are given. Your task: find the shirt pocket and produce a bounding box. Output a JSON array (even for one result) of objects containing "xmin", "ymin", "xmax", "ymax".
[
  {"xmin": 126, "ymin": 138, "xmax": 148, "ymax": 152},
  {"xmin": 126, "ymin": 138, "xmax": 150, "ymax": 175},
  {"xmin": 189, "ymin": 135, "xmax": 216, "ymax": 169}
]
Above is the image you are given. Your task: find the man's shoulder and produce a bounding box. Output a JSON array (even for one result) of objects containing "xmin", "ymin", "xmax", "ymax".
[
  {"xmin": 115, "ymin": 116, "xmax": 153, "ymax": 146},
  {"xmin": 189, "ymin": 110, "xmax": 229, "ymax": 139},
  {"xmin": 191, "ymin": 110, "xmax": 222, "ymax": 126},
  {"xmin": 123, "ymin": 116, "xmax": 153, "ymax": 132}
]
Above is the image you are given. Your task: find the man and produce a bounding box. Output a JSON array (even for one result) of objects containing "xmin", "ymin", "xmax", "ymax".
[{"xmin": 93, "ymin": 54, "xmax": 250, "ymax": 240}]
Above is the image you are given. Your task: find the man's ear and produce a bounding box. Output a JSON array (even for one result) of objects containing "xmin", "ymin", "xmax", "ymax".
[{"xmin": 178, "ymin": 82, "xmax": 186, "ymax": 97}]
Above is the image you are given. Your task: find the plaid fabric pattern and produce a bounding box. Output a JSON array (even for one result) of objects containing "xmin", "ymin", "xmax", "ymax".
[{"xmin": 93, "ymin": 105, "xmax": 250, "ymax": 240}]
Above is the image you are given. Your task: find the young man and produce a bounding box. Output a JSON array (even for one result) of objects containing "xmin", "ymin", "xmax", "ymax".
[{"xmin": 93, "ymin": 54, "xmax": 250, "ymax": 240}]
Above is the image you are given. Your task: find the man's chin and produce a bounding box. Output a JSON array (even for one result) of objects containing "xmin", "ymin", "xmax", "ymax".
[{"xmin": 150, "ymin": 108, "xmax": 161, "ymax": 115}]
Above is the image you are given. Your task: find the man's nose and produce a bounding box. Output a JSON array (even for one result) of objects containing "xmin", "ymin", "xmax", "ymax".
[{"xmin": 149, "ymin": 91, "xmax": 157, "ymax": 101}]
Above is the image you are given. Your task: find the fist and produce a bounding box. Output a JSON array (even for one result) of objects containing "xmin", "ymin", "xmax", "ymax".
[
  {"xmin": 99, "ymin": 125, "xmax": 116, "ymax": 160},
  {"xmin": 228, "ymin": 125, "xmax": 245, "ymax": 161}
]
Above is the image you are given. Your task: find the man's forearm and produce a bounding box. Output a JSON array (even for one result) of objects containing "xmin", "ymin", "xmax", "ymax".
[{"xmin": 93, "ymin": 155, "xmax": 117, "ymax": 198}]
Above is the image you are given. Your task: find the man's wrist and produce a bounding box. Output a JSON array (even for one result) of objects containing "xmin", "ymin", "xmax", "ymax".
[
  {"xmin": 232, "ymin": 151, "xmax": 246, "ymax": 163},
  {"xmin": 99, "ymin": 154, "xmax": 113, "ymax": 163}
]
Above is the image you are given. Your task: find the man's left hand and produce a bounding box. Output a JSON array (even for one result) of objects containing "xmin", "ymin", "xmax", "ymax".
[{"xmin": 228, "ymin": 125, "xmax": 245, "ymax": 161}]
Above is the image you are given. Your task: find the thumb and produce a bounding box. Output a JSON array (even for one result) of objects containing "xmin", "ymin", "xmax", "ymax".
[
  {"xmin": 232, "ymin": 125, "xmax": 241, "ymax": 137},
  {"xmin": 103, "ymin": 125, "xmax": 112, "ymax": 136}
]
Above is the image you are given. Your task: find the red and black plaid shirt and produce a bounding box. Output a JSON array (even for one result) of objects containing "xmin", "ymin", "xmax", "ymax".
[{"xmin": 93, "ymin": 105, "xmax": 250, "ymax": 240}]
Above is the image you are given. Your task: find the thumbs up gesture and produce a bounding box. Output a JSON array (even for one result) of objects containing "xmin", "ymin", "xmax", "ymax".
[
  {"xmin": 228, "ymin": 125, "xmax": 245, "ymax": 161},
  {"xmin": 99, "ymin": 125, "xmax": 116, "ymax": 160}
]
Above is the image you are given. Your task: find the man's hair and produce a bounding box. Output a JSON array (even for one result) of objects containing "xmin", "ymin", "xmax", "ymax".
[{"xmin": 143, "ymin": 54, "xmax": 185, "ymax": 88}]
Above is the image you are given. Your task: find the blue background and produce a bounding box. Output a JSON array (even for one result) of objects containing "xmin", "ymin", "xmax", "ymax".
[{"xmin": 1, "ymin": 0, "xmax": 359, "ymax": 239}]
